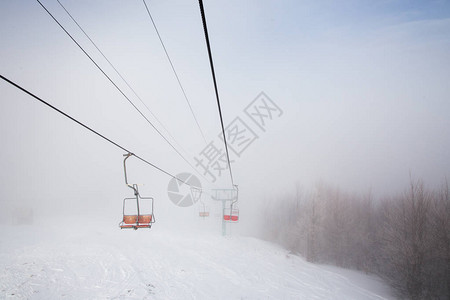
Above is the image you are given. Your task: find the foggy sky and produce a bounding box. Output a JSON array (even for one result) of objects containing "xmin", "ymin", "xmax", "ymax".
[{"xmin": 1, "ymin": 0, "xmax": 449, "ymax": 228}]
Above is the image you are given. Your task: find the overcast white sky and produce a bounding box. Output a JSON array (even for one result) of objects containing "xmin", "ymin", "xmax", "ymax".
[{"xmin": 1, "ymin": 0, "xmax": 449, "ymax": 226}]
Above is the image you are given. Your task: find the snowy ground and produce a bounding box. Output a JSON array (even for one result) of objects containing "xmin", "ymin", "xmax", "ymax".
[{"xmin": 0, "ymin": 216, "xmax": 395, "ymax": 299}]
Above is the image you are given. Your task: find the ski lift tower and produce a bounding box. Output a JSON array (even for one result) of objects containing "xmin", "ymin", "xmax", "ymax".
[{"xmin": 211, "ymin": 186, "xmax": 239, "ymax": 236}]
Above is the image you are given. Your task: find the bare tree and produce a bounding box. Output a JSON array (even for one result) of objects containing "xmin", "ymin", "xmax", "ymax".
[
  {"xmin": 427, "ymin": 180, "xmax": 450, "ymax": 298},
  {"xmin": 306, "ymin": 190, "xmax": 320, "ymax": 262},
  {"xmin": 380, "ymin": 179, "xmax": 432, "ymax": 299},
  {"xmin": 260, "ymin": 177, "xmax": 450, "ymax": 299}
]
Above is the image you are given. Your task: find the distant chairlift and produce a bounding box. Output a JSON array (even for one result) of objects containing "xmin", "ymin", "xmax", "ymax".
[
  {"xmin": 199, "ymin": 209, "xmax": 210, "ymax": 218},
  {"xmin": 199, "ymin": 201, "xmax": 210, "ymax": 218},
  {"xmin": 119, "ymin": 153, "xmax": 155, "ymax": 230},
  {"xmin": 223, "ymin": 185, "xmax": 239, "ymax": 222},
  {"xmin": 192, "ymin": 187, "xmax": 209, "ymax": 218}
]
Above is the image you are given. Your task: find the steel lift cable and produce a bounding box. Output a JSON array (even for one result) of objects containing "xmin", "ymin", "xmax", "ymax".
[
  {"xmin": 35, "ymin": 0, "xmax": 207, "ymax": 181},
  {"xmin": 0, "ymin": 74, "xmax": 191, "ymax": 185},
  {"xmin": 197, "ymin": 0, "xmax": 234, "ymax": 186},
  {"xmin": 142, "ymin": 0, "xmax": 208, "ymax": 144},
  {"xmin": 55, "ymin": 0, "xmax": 192, "ymax": 160}
]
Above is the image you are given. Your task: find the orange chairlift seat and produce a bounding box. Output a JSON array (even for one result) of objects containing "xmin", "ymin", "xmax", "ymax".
[
  {"xmin": 119, "ymin": 198, "xmax": 154, "ymax": 229},
  {"xmin": 119, "ymin": 153, "xmax": 155, "ymax": 230},
  {"xmin": 120, "ymin": 215, "xmax": 153, "ymax": 229},
  {"xmin": 199, "ymin": 211, "xmax": 210, "ymax": 217}
]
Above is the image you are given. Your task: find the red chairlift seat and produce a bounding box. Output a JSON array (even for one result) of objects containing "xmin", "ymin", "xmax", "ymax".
[{"xmin": 223, "ymin": 208, "xmax": 239, "ymax": 222}]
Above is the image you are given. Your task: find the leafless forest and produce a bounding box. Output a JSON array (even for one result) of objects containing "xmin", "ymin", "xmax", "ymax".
[{"xmin": 262, "ymin": 179, "xmax": 450, "ymax": 299}]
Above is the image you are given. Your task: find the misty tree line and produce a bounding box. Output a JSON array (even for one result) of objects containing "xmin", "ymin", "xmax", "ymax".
[{"xmin": 261, "ymin": 179, "xmax": 450, "ymax": 299}]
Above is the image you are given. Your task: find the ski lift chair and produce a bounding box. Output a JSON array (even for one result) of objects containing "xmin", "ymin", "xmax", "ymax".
[
  {"xmin": 223, "ymin": 185, "xmax": 239, "ymax": 222},
  {"xmin": 199, "ymin": 202, "xmax": 210, "ymax": 218},
  {"xmin": 119, "ymin": 195, "xmax": 155, "ymax": 229},
  {"xmin": 223, "ymin": 207, "xmax": 239, "ymax": 222},
  {"xmin": 199, "ymin": 211, "xmax": 210, "ymax": 217},
  {"xmin": 191, "ymin": 186, "xmax": 209, "ymax": 218},
  {"xmin": 119, "ymin": 153, "xmax": 155, "ymax": 230}
]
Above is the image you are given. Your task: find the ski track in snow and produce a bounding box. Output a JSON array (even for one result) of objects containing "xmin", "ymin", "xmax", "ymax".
[{"xmin": 0, "ymin": 217, "xmax": 395, "ymax": 300}]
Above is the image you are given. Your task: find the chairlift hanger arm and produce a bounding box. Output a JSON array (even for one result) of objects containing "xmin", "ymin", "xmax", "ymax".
[
  {"xmin": 123, "ymin": 153, "xmax": 139, "ymax": 195},
  {"xmin": 230, "ymin": 184, "xmax": 239, "ymax": 209},
  {"xmin": 0, "ymin": 75, "xmax": 194, "ymax": 188},
  {"xmin": 123, "ymin": 153, "xmax": 132, "ymax": 186}
]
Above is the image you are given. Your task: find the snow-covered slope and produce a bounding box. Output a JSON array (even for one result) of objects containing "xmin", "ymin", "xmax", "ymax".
[{"xmin": 0, "ymin": 216, "xmax": 394, "ymax": 299}]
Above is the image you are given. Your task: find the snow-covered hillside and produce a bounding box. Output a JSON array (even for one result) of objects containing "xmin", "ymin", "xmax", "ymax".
[{"xmin": 0, "ymin": 216, "xmax": 394, "ymax": 299}]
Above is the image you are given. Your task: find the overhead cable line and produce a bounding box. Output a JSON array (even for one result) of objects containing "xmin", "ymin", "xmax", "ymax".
[
  {"xmin": 197, "ymin": 0, "xmax": 234, "ymax": 186},
  {"xmin": 0, "ymin": 74, "xmax": 193, "ymax": 185},
  {"xmin": 142, "ymin": 0, "xmax": 207, "ymax": 144},
  {"xmin": 56, "ymin": 0, "xmax": 191, "ymax": 158},
  {"xmin": 35, "ymin": 0, "xmax": 205, "ymax": 181}
]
